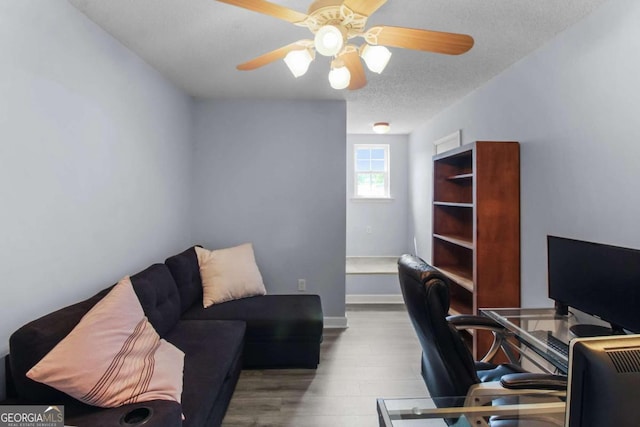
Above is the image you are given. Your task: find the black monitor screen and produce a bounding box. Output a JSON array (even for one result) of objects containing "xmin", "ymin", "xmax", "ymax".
[{"xmin": 547, "ymin": 236, "xmax": 640, "ymax": 333}]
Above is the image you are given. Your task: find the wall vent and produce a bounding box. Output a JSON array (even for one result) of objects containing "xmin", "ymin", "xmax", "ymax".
[{"xmin": 607, "ymin": 347, "xmax": 640, "ymax": 373}]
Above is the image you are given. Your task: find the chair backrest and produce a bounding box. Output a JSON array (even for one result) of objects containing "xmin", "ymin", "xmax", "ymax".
[{"xmin": 398, "ymin": 254, "xmax": 479, "ymax": 399}]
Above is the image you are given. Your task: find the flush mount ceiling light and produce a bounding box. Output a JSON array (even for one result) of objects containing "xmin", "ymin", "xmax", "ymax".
[
  {"xmin": 373, "ymin": 122, "xmax": 391, "ymax": 134},
  {"xmin": 219, "ymin": 0, "xmax": 474, "ymax": 90}
]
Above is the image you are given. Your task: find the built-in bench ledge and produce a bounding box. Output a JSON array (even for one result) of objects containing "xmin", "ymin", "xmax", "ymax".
[{"xmin": 345, "ymin": 256, "xmax": 399, "ymax": 275}]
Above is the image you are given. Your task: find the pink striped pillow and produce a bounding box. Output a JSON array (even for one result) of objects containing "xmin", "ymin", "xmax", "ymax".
[{"xmin": 27, "ymin": 277, "xmax": 184, "ymax": 408}]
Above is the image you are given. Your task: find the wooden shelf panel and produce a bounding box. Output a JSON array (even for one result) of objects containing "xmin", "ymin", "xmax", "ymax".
[
  {"xmin": 433, "ymin": 233, "xmax": 473, "ymax": 250},
  {"xmin": 449, "ymin": 297, "xmax": 472, "ymax": 317},
  {"xmin": 433, "ymin": 205, "xmax": 473, "ymax": 244},
  {"xmin": 433, "ymin": 201, "xmax": 473, "ymax": 208},
  {"xmin": 436, "ymin": 265, "xmax": 474, "ymax": 292},
  {"xmin": 434, "ymin": 154, "xmax": 473, "ymax": 203}
]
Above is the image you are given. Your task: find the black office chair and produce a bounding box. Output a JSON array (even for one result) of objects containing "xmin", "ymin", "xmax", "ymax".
[{"xmin": 398, "ymin": 254, "xmax": 566, "ymax": 426}]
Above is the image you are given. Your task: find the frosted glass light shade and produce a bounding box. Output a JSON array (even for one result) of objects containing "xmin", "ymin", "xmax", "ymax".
[
  {"xmin": 284, "ymin": 49, "xmax": 314, "ymax": 77},
  {"xmin": 373, "ymin": 122, "xmax": 390, "ymax": 134},
  {"xmin": 360, "ymin": 44, "xmax": 392, "ymax": 74},
  {"xmin": 328, "ymin": 66, "xmax": 351, "ymax": 90},
  {"xmin": 314, "ymin": 25, "xmax": 345, "ymax": 57}
]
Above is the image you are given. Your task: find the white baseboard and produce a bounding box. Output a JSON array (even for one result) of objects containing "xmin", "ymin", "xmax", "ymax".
[
  {"xmin": 324, "ymin": 316, "xmax": 348, "ymax": 329},
  {"xmin": 345, "ymin": 294, "xmax": 404, "ymax": 304}
]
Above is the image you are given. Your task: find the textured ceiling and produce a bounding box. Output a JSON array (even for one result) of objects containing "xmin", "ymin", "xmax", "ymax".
[{"xmin": 68, "ymin": 0, "xmax": 609, "ymax": 134}]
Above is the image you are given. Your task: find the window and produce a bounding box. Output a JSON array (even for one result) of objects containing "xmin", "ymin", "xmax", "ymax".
[{"xmin": 354, "ymin": 144, "xmax": 390, "ymax": 198}]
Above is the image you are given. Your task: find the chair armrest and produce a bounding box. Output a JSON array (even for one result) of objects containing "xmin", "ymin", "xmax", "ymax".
[
  {"xmin": 446, "ymin": 314, "xmax": 505, "ymax": 332},
  {"xmin": 447, "ymin": 315, "xmax": 519, "ymax": 364},
  {"xmin": 500, "ymin": 373, "xmax": 567, "ymax": 391}
]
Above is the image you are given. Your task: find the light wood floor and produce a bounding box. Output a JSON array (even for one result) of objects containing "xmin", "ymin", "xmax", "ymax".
[{"xmin": 222, "ymin": 304, "xmax": 428, "ymax": 426}]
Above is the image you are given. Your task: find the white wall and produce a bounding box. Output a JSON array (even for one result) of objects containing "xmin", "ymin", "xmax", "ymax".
[
  {"xmin": 191, "ymin": 99, "xmax": 347, "ymax": 319},
  {"xmin": 0, "ymin": 1, "xmax": 193, "ymax": 398},
  {"xmin": 407, "ymin": 129, "xmax": 435, "ymax": 263},
  {"xmin": 409, "ymin": 0, "xmax": 640, "ymax": 307},
  {"xmin": 346, "ymin": 134, "xmax": 410, "ymax": 256}
]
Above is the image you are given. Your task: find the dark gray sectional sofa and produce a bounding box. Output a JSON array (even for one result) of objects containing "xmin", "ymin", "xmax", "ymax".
[{"xmin": 3, "ymin": 246, "xmax": 323, "ymax": 427}]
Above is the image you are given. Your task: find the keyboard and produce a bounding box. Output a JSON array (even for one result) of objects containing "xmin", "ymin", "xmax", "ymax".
[{"xmin": 529, "ymin": 330, "xmax": 569, "ymax": 358}]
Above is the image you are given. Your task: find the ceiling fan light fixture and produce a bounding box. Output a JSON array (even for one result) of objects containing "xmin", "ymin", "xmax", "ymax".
[
  {"xmin": 328, "ymin": 65, "xmax": 351, "ymax": 90},
  {"xmin": 373, "ymin": 122, "xmax": 391, "ymax": 134},
  {"xmin": 360, "ymin": 44, "xmax": 392, "ymax": 74},
  {"xmin": 314, "ymin": 25, "xmax": 345, "ymax": 57},
  {"xmin": 284, "ymin": 48, "xmax": 315, "ymax": 78}
]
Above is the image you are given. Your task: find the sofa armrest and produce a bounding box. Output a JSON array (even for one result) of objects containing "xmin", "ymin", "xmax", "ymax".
[
  {"xmin": 4, "ymin": 355, "xmax": 17, "ymax": 399},
  {"xmin": 64, "ymin": 400, "xmax": 182, "ymax": 427}
]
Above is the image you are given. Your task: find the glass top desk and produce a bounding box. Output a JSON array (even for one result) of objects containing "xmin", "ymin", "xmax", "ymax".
[
  {"xmin": 481, "ymin": 308, "xmax": 611, "ymax": 374},
  {"xmin": 377, "ymin": 395, "xmax": 565, "ymax": 426}
]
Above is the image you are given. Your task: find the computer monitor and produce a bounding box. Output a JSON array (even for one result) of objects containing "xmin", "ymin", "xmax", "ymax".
[
  {"xmin": 566, "ymin": 335, "xmax": 640, "ymax": 427},
  {"xmin": 547, "ymin": 236, "xmax": 640, "ymax": 336}
]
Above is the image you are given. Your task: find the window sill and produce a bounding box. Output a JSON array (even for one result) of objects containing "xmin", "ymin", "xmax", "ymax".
[{"xmin": 350, "ymin": 197, "xmax": 395, "ymax": 202}]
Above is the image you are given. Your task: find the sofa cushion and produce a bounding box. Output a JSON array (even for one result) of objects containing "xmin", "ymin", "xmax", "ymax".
[
  {"xmin": 182, "ymin": 294, "xmax": 323, "ymax": 341},
  {"xmin": 131, "ymin": 264, "xmax": 181, "ymax": 338},
  {"xmin": 164, "ymin": 320, "xmax": 245, "ymax": 427},
  {"xmin": 26, "ymin": 277, "xmax": 184, "ymax": 408},
  {"xmin": 165, "ymin": 247, "xmax": 203, "ymax": 314},
  {"xmin": 195, "ymin": 244, "xmax": 267, "ymax": 308},
  {"xmin": 10, "ymin": 287, "xmax": 111, "ymax": 403}
]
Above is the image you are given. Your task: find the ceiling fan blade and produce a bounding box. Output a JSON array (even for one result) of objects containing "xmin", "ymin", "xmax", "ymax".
[
  {"xmin": 237, "ymin": 41, "xmax": 311, "ymax": 70},
  {"xmin": 340, "ymin": 50, "xmax": 367, "ymax": 90},
  {"xmin": 366, "ymin": 25, "xmax": 474, "ymax": 55},
  {"xmin": 217, "ymin": 0, "xmax": 308, "ymax": 24},
  {"xmin": 342, "ymin": 0, "xmax": 388, "ymax": 17}
]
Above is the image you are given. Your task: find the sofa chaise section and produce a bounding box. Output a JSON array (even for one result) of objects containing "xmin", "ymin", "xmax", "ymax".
[{"xmin": 165, "ymin": 246, "xmax": 324, "ymax": 368}]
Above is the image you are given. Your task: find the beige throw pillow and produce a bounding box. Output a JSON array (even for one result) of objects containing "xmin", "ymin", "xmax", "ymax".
[
  {"xmin": 195, "ymin": 244, "xmax": 267, "ymax": 308},
  {"xmin": 27, "ymin": 277, "xmax": 184, "ymax": 408}
]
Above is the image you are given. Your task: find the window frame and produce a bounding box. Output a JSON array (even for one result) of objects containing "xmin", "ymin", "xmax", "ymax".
[{"xmin": 353, "ymin": 143, "xmax": 391, "ymax": 199}]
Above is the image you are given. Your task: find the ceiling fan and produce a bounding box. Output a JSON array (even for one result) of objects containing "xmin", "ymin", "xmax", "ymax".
[{"xmin": 217, "ymin": 0, "xmax": 474, "ymax": 90}]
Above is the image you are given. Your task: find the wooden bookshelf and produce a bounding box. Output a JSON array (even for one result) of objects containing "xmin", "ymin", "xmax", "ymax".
[{"xmin": 432, "ymin": 141, "xmax": 521, "ymax": 359}]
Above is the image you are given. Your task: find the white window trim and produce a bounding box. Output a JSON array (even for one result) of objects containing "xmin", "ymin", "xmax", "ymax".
[{"xmin": 353, "ymin": 144, "xmax": 391, "ymax": 199}]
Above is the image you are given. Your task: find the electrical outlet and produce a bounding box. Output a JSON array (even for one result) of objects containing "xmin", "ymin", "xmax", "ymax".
[
  {"xmin": 366, "ymin": 225, "xmax": 372, "ymax": 234},
  {"xmin": 297, "ymin": 279, "xmax": 306, "ymax": 292}
]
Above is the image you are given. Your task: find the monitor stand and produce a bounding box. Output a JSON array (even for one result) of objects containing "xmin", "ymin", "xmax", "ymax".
[{"xmin": 569, "ymin": 324, "xmax": 625, "ymax": 338}]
